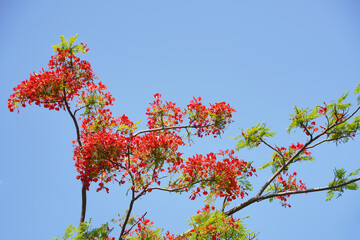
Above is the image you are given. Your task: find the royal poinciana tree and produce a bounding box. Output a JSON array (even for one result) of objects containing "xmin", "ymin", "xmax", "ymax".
[{"xmin": 8, "ymin": 36, "xmax": 360, "ymax": 240}]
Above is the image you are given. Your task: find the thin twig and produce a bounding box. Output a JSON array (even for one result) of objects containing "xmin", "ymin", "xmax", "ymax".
[
  {"xmin": 132, "ymin": 124, "xmax": 211, "ymax": 137},
  {"xmin": 123, "ymin": 212, "xmax": 148, "ymax": 236}
]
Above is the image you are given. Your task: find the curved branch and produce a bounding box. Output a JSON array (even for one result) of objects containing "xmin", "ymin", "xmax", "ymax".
[
  {"xmin": 151, "ymin": 186, "xmax": 188, "ymax": 193},
  {"xmin": 225, "ymin": 175, "xmax": 360, "ymax": 216},
  {"xmin": 119, "ymin": 187, "xmax": 147, "ymax": 240},
  {"xmin": 259, "ymin": 138, "xmax": 281, "ymax": 155},
  {"xmin": 62, "ymin": 88, "xmax": 86, "ymax": 225},
  {"xmin": 123, "ymin": 212, "xmax": 147, "ymax": 236},
  {"xmin": 132, "ymin": 124, "xmax": 212, "ymax": 137},
  {"xmin": 256, "ymin": 109, "xmax": 358, "ymax": 198},
  {"xmin": 119, "ymin": 187, "xmax": 136, "ymax": 240},
  {"xmin": 74, "ymin": 103, "xmax": 92, "ymax": 116}
]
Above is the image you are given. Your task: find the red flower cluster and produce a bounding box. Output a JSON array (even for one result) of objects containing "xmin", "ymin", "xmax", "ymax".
[
  {"xmin": 180, "ymin": 149, "xmax": 256, "ymax": 201},
  {"xmin": 274, "ymin": 142, "xmax": 312, "ymax": 164},
  {"xmin": 73, "ymin": 130, "xmax": 128, "ymax": 192},
  {"xmin": 73, "ymin": 109, "xmax": 135, "ymax": 191},
  {"xmin": 8, "ymin": 48, "xmax": 96, "ymax": 113},
  {"xmin": 289, "ymin": 142, "xmax": 312, "ymax": 155},
  {"xmin": 275, "ymin": 172, "xmax": 306, "ymax": 207},
  {"xmin": 129, "ymin": 131, "xmax": 185, "ymax": 189},
  {"xmin": 186, "ymin": 97, "xmax": 236, "ymax": 137},
  {"xmin": 146, "ymin": 93, "xmax": 184, "ymax": 128}
]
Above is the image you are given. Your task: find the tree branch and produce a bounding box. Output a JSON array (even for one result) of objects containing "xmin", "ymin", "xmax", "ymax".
[
  {"xmin": 225, "ymin": 175, "xmax": 360, "ymax": 216},
  {"xmin": 259, "ymin": 138, "xmax": 281, "ymax": 155},
  {"xmin": 62, "ymin": 88, "xmax": 87, "ymax": 225},
  {"xmin": 256, "ymin": 111, "xmax": 355, "ymax": 198},
  {"xmin": 123, "ymin": 212, "xmax": 148, "ymax": 236},
  {"xmin": 119, "ymin": 187, "xmax": 147, "ymax": 240},
  {"xmin": 132, "ymin": 124, "xmax": 212, "ymax": 137},
  {"xmin": 151, "ymin": 186, "xmax": 188, "ymax": 193},
  {"xmin": 225, "ymin": 105, "xmax": 360, "ymax": 217}
]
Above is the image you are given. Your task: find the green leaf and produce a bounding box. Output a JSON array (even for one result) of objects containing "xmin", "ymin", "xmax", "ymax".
[
  {"xmin": 335, "ymin": 167, "xmax": 346, "ymax": 179},
  {"xmin": 232, "ymin": 123, "xmax": 275, "ymax": 150},
  {"xmin": 68, "ymin": 34, "xmax": 79, "ymax": 46},
  {"xmin": 355, "ymin": 83, "xmax": 360, "ymax": 94},
  {"xmin": 52, "ymin": 34, "xmax": 86, "ymax": 55},
  {"xmin": 354, "ymin": 84, "xmax": 360, "ymax": 104},
  {"xmin": 349, "ymin": 167, "xmax": 360, "ymax": 177},
  {"xmin": 259, "ymin": 161, "xmax": 273, "ymax": 170},
  {"xmin": 337, "ymin": 91, "xmax": 349, "ymax": 104},
  {"xmin": 345, "ymin": 182, "xmax": 359, "ymax": 191},
  {"xmin": 132, "ymin": 120, "xmax": 142, "ymax": 131},
  {"xmin": 326, "ymin": 167, "xmax": 360, "ymax": 201},
  {"xmin": 287, "ymin": 105, "xmax": 321, "ymax": 133},
  {"xmin": 326, "ymin": 191, "xmax": 335, "ymax": 201}
]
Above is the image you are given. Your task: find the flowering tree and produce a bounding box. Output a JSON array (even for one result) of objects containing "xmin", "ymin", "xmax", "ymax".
[{"xmin": 8, "ymin": 35, "xmax": 360, "ymax": 240}]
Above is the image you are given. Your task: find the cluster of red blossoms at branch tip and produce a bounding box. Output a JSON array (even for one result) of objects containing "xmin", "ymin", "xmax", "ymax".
[
  {"xmin": 186, "ymin": 96, "xmax": 236, "ymax": 137},
  {"xmin": 181, "ymin": 149, "xmax": 256, "ymax": 201},
  {"xmin": 8, "ymin": 48, "xmax": 97, "ymax": 113}
]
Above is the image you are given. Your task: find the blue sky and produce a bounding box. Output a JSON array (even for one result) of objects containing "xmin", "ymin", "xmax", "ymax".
[{"xmin": 1, "ymin": 1, "xmax": 360, "ymax": 239}]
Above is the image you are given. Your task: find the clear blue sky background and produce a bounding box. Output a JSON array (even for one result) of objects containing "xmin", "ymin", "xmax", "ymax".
[{"xmin": 1, "ymin": 1, "xmax": 360, "ymax": 239}]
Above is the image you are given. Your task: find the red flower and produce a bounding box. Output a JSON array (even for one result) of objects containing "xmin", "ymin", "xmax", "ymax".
[{"xmin": 319, "ymin": 102, "xmax": 327, "ymax": 115}]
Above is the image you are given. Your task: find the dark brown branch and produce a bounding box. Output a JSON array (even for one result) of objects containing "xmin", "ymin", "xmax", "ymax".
[
  {"xmin": 248, "ymin": 232, "xmax": 260, "ymax": 240},
  {"xmin": 123, "ymin": 212, "xmax": 148, "ymax": 236},
  {"xmin": 119, "ymin": 143, "xmax": 148, "ymax": 239},
  {"xmin": 132, "ymin": 124, "xmax": 212, "ymax": 137},
  {"xmin": 63, "ymin": 87, "xmax": 87, "ymax": 225},
  {"xmin": 225, "ymin": 175, "xmax": 360, "ymax": 216},
  {"xmin": 74, "ymin": 104, "xmax": 91, "ymax": 116},
  {"xmin": 151, "ymin": 186, "xmax": 188, "ymax": 193},
  {"xmin": 119, "ymin": 188, "xmax": 136, "ymax": 240},
  {"xmin": 306, "ymin": 106, "xmax": 360, "ymax": 149},
  {"xmin": 259, "ymin": 138, "xmax": 281, "ymax": 155},
  {"xmin": 255, "ymin": 109, "xmax": 356, "ymax": 198},
  {"xmin": 256, "ymin": 140, "xmax": 313, "ymax": 198},
  {"xmin": 226, "ymin": 107, "xmax": 360, "ymax": 217},
  {"xmin": 307, "ymin": 135, "xmax": 350, "ymax": 149},
  {"xmin": 119, "ymin": 187, "xmax": 147, "ymax": 240}
]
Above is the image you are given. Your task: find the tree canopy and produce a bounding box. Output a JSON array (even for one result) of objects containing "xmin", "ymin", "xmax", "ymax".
[{"xmin": 8, "ymin": 35, "xmax": 360, "ymax": 239}]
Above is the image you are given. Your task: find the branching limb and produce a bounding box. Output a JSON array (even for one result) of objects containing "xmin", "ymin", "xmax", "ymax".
[
  {"xmin": 225, "ymin": 175, "xmax": 360, "ymax": 216},
  {"xmin": 119, "ymin": 153, "xmax": 148, "ymax": 239},
  {"xmin": 307, "ymin": 136, "xmax": 348, "ymax": 149},
  {"xmin": 225, "ymin": 106, "xmax": 360, "ymax": 218},
  {"xmin": 256, "ymin": 110, "xmax": 356, "ymax": 198},
  {"xmin": 248, "ymin": 232, "xmax": 260, "ymax": 240},
  {"xmin": 260, "ymin": 175, "xmax": 360, "ymax": 200},
  {"xmin": 132, "ymin": 124, "xmax": 212, "ymax": 137},
  {"xmin": 119, "ymin": 187, "xmax": 136, "ymax": 240},
  {"xmin": 74, "ymin": 103, "xmax": 92, "ymax": 116},
  {"xmin": 259, "ymin": 138, "xmax": 281, "ymax": 155},
  {"xmin": 221, "ymin": 196, "xmax": 228, "ymax": 212},
  {"xmin": 123, "ymin": 212, "xmax": 148, "ymax": 236},
  {"xmin": 151, "ymin": 186, "xmax": 189, "ymax": 193}
]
